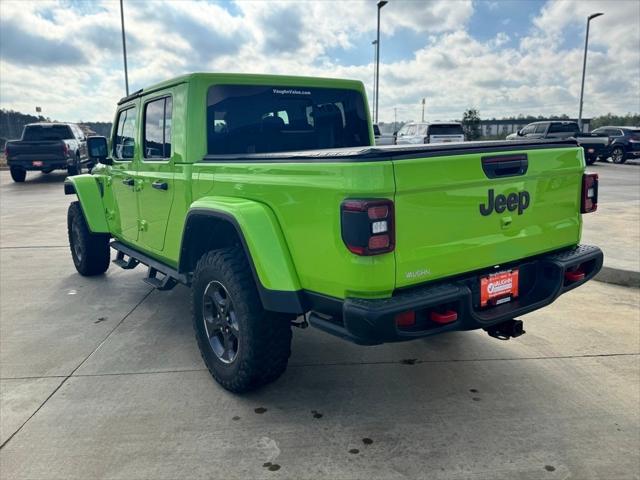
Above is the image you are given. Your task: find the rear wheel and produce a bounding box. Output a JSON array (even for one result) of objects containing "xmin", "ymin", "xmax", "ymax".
[
  {"xmin": 611, "ymin": 147, "xmax": 626, "ymax": 164},
  {"xmin": 191, "ymin": 248, "xmax": 292, "ymax": 393},
  {"xmin": 67, "ymin": 201, "xmax": 110, "ymax": 276},
  {"xmin": 10, "ymin": 167, "xmax": 26, "ymax": 182},
  {"xmin": 67, "ymin": 154, "xmax": 82, "ymax": 176}
]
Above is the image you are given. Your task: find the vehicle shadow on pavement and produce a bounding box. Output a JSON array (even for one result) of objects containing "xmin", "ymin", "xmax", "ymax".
[{"xmin": 2, "ymin": 171, "xmax": 68, "ymax": 186}]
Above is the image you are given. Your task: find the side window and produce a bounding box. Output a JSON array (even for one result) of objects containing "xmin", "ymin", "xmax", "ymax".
[
  {"xmin": 406, "ymin": 125, "xmax": 417, "ymax": 136},
  {"xmin": 113, "ymin": 106, "xmax": 138, "ymax": 160},
  {"xmin": 534, "ymin": 123, "xmax": 547, "ymax": 134},
  {"xmin": 522, "ymin": 125, "xmax": 535, "ymax": 135},
  {"xmin": 144, "ymin": 96, "xmax": 172, "ymax": 159}
]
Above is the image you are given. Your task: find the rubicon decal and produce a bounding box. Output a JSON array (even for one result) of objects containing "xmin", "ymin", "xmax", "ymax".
[{"xmin": 479, "ymin": 189, "xmax": 530, "ymax": 216}]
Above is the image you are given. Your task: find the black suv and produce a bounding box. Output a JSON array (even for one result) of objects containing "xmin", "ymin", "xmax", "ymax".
[{"xmin": 591, "ymin": 126, "xmax": 640, "ymax": 164}]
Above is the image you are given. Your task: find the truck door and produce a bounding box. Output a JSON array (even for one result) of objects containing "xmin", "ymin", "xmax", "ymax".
[
  {"xmin": 137, "ymin": 94, "xmax": 175, "ymax": 252},
  {"xmin": 109, "ymin": 105, "xmax": 140, "ymax": 242}
]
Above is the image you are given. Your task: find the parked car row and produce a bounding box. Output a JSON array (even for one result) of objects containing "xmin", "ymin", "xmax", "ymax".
[{"xmin": 507, "ymin": 120, "xmax": 640, "ymax": 164}]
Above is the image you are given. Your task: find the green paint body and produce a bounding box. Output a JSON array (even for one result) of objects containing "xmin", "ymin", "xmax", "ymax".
[{"xmin": 70, "ymin": 73, "xmax": 585, "ymax": 300}]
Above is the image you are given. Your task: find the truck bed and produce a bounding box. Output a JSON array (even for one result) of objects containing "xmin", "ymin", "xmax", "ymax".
[{"xmin": 201, "ymin": 139, "xmax": 578, "ymax": 162}]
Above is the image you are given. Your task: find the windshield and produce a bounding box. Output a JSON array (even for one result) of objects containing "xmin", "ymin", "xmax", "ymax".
[
  {"xmin": 23, "ymin": 125, "xmax": 73, "ymax": 141},
  {"xmin": 206, "ymin": 85, "xmax": 370, "ymax": 154},
  {"xmin": 428, "ymin": 124, "xmax": 463, "ymax": 136}
]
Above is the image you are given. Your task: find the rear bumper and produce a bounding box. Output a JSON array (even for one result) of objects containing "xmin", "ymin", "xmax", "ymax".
[
  {"xmin": 309, "ymin": 244, "xmax": 603, "ymax": 345},
  {"xmin": 7, "ymin": 156, "xmax": 71, "ymax": 171}
]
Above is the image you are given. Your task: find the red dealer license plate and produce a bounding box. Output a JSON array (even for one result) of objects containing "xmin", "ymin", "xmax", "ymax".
[{"xmin": 480, "ymin": 269, "xmax": 519, "ymax": 307}]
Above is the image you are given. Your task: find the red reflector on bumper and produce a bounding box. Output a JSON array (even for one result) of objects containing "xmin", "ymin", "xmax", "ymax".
[
  {"xmin": 430, "ymin": 310, "xmax": 458, "ymax": 324},
  {"xmin": 565, "ymin": 270, "xmax": 585, "ymax": 282},
  {"xmin": 394, "ymin": 311, "xmax": 416, "ymax": 327}
]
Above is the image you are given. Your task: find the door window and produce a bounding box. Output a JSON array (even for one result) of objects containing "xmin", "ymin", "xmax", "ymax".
[
  {"xmin": 113, "ymin": 106, "xmax": 138, "ymax": 160},
  {"xmin": 143, "ymin": 96, "xmax": 173, "ymax": 159},
  {"xmin": 521, "ymin": 124, "xmax": 535, "ymax": 135},
  {"xmin": 534, "ymin": 123, "xmax": 547, "ymax": 134}
]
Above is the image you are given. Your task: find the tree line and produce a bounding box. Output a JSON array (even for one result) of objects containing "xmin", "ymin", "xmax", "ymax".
[{"xmin": 0, "ymin": 109, "xmax": 112, "ymax": 148}]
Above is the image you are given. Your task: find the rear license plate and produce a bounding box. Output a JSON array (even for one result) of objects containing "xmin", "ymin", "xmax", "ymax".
[
  {"xmin": 588, "ymin": 148, "xmax": 594, "ymax": 153},
  {"xmin": 32, "ymin": 161, "xmax": 43, "ymax": 167},
  {"xmin": 480, "ymin": 269, "xmax": 519, "ymax": 307}
]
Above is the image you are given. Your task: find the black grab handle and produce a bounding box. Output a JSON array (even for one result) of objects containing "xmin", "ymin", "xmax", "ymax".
[{"xmin": 481, "ymin": 154, "xmax": 528, "ymax": 178}]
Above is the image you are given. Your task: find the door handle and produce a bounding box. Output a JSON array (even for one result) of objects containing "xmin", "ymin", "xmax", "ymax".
[
  {"xmin": 122, "ymin": 178, "xmax": 135, "ymax": 186},
  {"xmin": 152, "ymin": 181, "xmax": 168, "ymax": 191}
]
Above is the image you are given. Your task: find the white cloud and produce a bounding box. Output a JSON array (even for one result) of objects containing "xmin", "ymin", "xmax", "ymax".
[{"xmin": 0, "ymin": 0, "xmax": 638, "ymax": 123}]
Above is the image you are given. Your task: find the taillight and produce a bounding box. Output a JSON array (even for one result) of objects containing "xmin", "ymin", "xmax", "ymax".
[
  {"xmin": 3, "ymin": 144, "xmax": 8, "ymax": 157},
  {"xmin": 581, "ymin": 173, "xmax": 598, "ymax": 213},
  {"xmin": 341, "ymin": 198, "xmax": 395, "ymax": 255},
  {"xmin": 62, "ymin": 143, "xmax": 69, "ymax": 156}
]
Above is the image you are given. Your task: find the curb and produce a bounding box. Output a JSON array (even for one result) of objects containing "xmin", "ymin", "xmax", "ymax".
[{"xmin": 595, "ymin": 266, "xmax": 640, "ymax": 289}]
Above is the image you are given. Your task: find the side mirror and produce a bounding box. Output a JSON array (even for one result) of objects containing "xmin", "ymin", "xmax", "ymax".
[
  {"xmin": 87, "ymin": 136, "xmax": 112, "ymax": 165},
  {"xmin": 517, "ymin": 129, "xmax": 524, "ymax": 136},
  {"xmin": 393, "ymin": 131, "xmax": 398, "ymax": 136}
]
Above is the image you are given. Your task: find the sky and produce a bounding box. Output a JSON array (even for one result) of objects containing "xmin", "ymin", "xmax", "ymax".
[{"xmin": 0, "ymin": 0, "xmax": 638, "ymax": 123}]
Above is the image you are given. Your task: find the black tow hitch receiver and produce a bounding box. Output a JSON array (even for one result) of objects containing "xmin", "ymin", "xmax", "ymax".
[{"xmin": 485, "ymin": 319, "xmax": 525, "ymax": 340}]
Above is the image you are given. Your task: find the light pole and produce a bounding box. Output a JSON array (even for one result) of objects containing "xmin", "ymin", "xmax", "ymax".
[
  {"xmin": 371, "ymin": 40, "xmax": 378, "ymax": 120},
  {"xmin": 578, "ymin": 12, "xmax": 603, "ymax": 132},
  {"xmin": 120, "ymin": 0, "xmax": 130, "ymax": 96},
  {"xmin": 375, "ymin": 0, "xmax": 388, "ymax": 124},
  {"xmin": 421, "ymin": 98, "xmax": 425, "ymax": 122}
]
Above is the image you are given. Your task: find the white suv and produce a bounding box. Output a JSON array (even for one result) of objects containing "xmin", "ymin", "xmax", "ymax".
[{"xmin": 396, "ymin": 122, "xmax": 465, "ymax": 144}]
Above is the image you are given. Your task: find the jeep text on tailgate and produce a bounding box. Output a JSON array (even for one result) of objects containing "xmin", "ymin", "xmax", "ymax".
[{"xmin": 64, "ymin": 73, "xmax": 603, "ymax": 393}]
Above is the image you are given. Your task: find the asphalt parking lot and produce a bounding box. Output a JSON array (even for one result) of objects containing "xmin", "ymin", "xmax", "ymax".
[{"xmin": 1, "ymin": 165, "xmax": 639, "ymax": 480}]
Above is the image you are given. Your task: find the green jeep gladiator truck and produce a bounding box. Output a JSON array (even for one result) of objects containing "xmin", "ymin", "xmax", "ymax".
[{"xmin": 65, "ymin": 73, "xmax": 603, "ymax": 393}]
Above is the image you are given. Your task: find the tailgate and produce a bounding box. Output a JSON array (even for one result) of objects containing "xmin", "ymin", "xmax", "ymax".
[
  {"xmin": 393, "ymin": 146, "xmax": 584, "ymax": 288},
  {"xmin": 10, "ymin": 141, "xmax": 65, "ymax": 159}
]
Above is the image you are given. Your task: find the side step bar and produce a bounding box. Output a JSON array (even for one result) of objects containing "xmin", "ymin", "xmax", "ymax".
[{"xmin": 110, "ymin": 241, "xmax": 188, "ymax": 291}]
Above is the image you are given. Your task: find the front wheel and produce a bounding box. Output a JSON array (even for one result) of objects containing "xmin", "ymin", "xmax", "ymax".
[
  {"xmin": 10, "ymin": 167, "xmax": 26, "ymax": 182},
  {"xmin": 611, "ymin": 147, "xmax": 626, "ymax": 164},
  {"xmin": 191, "ymin": 248, "xmax": 292, "ymax": 393},
  {"xmin": 67, "ymin": 201, "xmax": 110, "ymax": 275}
]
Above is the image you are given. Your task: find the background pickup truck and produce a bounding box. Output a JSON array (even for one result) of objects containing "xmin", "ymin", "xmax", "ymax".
[
  {"xmin": 505, "ymin": 120, "xmax": 609, "ymax": 164},
  {"xmin": 5, "ymin": 122, "xmax": 88, "ymax": 182},
  {"xmin": 65, "ymin": 73, "xmax": 603, "ymax": 393}
]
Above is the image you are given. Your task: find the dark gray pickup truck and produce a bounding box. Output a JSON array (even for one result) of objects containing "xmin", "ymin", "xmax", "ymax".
[
  {"xmin": 4, "ymin": 123, "xmax": 89, "ymax": 182},
  {"xmin": 506, "ymin": 121, "xmax": 609, "ymax": 164}
]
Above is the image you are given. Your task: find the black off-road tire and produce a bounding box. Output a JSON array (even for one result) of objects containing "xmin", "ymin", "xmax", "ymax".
[
  {"xmin": 67, "ymin": 201, "xmax": 110, "ymax": 276},
  {"xmin": 10, "ymin": 167, "xmax": 26, "ymax": 182},
  {"xmin": 192, "ymin": 248, "xmax": 292, "ymax": 393}
]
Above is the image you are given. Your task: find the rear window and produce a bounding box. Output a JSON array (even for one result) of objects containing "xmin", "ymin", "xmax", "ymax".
[
  {"xmin": 548, "ymin": 123, "xmax": 579, "ymax": 134},
  {"xmin": 23, "ymin": 125, "xmax": 73, "ymax": 141},
  {"xmin": 428, "ymin": 124, "xmax": 463, "ymax": 136},
  {"xmin": 206, "ymin": 85, "xmax": 369, "ymax": 155}
]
